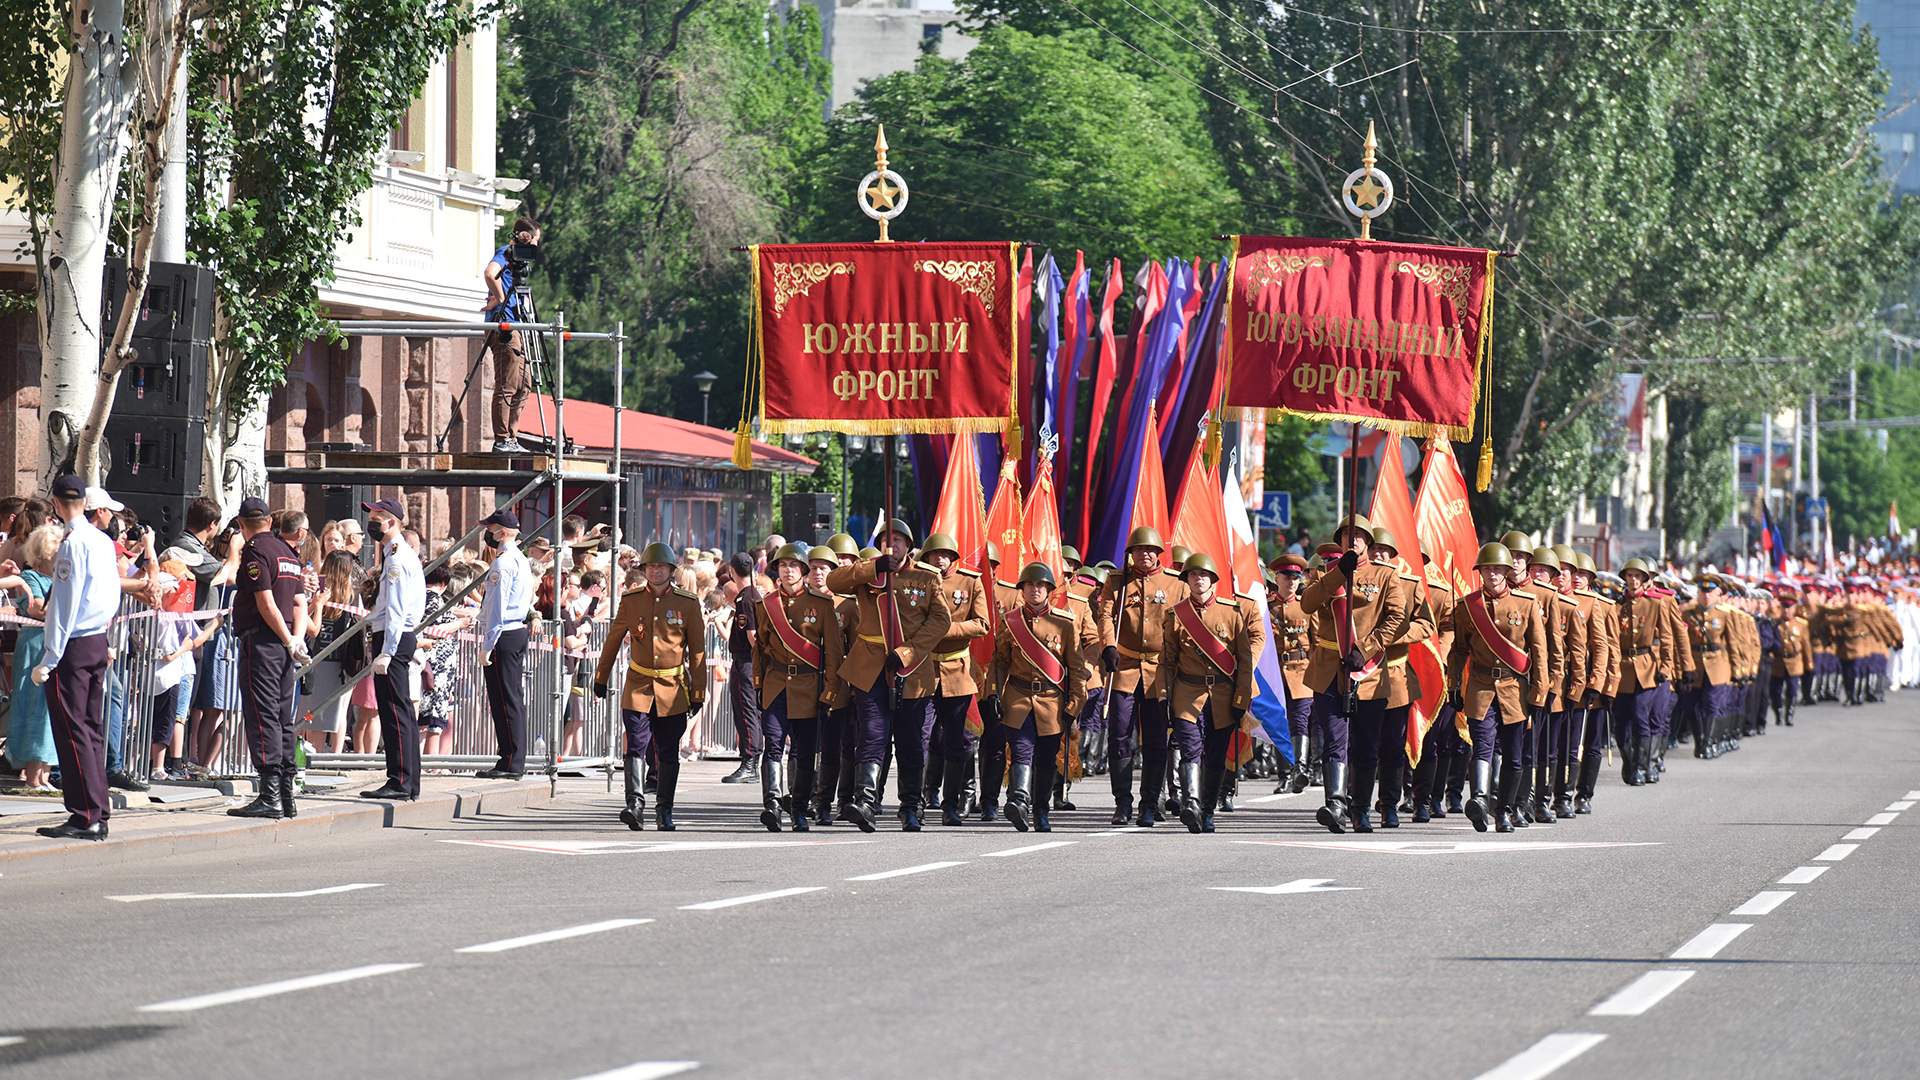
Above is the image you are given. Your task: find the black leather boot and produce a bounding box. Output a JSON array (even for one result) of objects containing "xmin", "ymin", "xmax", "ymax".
[
  {"xmin": 1348, "ymin": 766, "xmax": 1375, "ymax": 833},
  {"xmin": 620, "ymin": 755, "xmax": 646, "ymax": 831},
  {"xmin": 846, "ymin": 762, "xmax": 882, "ymax": 833},
  {"xmin": 760, "ymin": 757, "xmax": 785, "ymax": 833},
  {"xmin": 279, "ymin": 765, "xmax": 299, "ymax": 819},
  {"xmin": 1496, "ymin": 764, "xmax": 1523, "ymax": 833},
  {"xmin": 1005, "ymin": 763, "xmax": 1034, "ymax": 832},
  {"xmin": 1464, "ymin": 759, "xmax": 1493, "ymax": 832},
  {"xmin": 922, "ymin": 749, "xmax": 944, "ymax": 811},
  {"xmin": 791, "ymin": 756, "xmax": 814, "ymax": 832},
  {"xmin": 1286, "ymin": 736, "xmax": 1312, "ymax": 793},
  {"xmin": 1552, "ymin": 759, "xmax": 1575, "ymax": 820},
  {"xmin": 1177, "ymin": 760, "xmax": 1203, "ymax": 833},
  {"xmin": 1110, "ymin": 756, "xmax": 1135, "ymax": 825},
  {"xmin": 1316, "ymin": 761, "xmax": 1350, "ymax": 834},
  {"xmin": 1576, "ymin": 753, "xmax": 1601, "ymax": 814},
  {"xmin": 941, "ymin": 756, "xmax": 968, "ymax": 826},
  {"xmin": 1377, "ymin": 761, "xmax": 1402, "ymax": 829},
  {"xmin": 721, "ymin": 758, "xmax": 757, "ymax": 784},
  {"xmin": 898, "ymin": 756, "xmax": 925, "ymax": 832},
  {"xmin": 228, "ymin": 770, "xmax": 284, "ymax": 819},
  {"xmin": 978, "ymin": 743, "xmax": 1004, "ymax": 822},
  {"xmin": 1136, "ymin": 756, "xmax": 1161, "ymax": 827},
  {"xmin": 814, "ymin": 738, "xmax": 840, "ymax": 825},
  {"xmin": 1199, "ymin": 765, "xmax": 1222, "ymax": 833},
  {"xmin": 655, "ymin": 757, "xmax": 680, "ymax": 831}
]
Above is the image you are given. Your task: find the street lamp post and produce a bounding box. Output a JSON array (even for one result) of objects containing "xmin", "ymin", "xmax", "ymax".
[{"xmin": 692, "ymin": 369, "xmax": 718, "ymax": 427}]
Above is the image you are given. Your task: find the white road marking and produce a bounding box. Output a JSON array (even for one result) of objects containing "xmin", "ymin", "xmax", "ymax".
[
  {"xmin": 1211, "ymin": 878, "xmax": 1359, "ymax": 895},
  {"xmin": 1778, "ymin": 866, "xmax": 1829, "ymax": 884},
  {"xmin": 845, "ymin": 861, "xmax": 967, "ymax": 881},
  {"xmin": 1246, "ymin": 792, "xmax": 1303, "ymax": 804},
  {"xmin": 1886, "ymin": 801, "xmax": 1914, "ymax": 811},
  {"xmin": 438, "ymin": 838, "xmax": 871, "ymax": 856},
  {"xmin": 679, "ymin": 887, "xmax": 825, "ymax": 911},
  {"xmin": 0, "ymin": 1036, "xmax": 20, "ymax": 1048},
  {"xmin": 1670, "ymin": 923, "xmax": 1751, "ymax": 960},
  {"xmin": 108, "ymin": 883, "xmax": 385, "ymax": 903},
  {"xmin": 568, "ymin": 1062, "xmax": 700, "ymax": 1080},
  {"xmin": 1730, "ymin": 891, "xmax": 1794, "ymax": 917},
  {"xmin": 1239, "ymin": 839, "xmax": 1660, "ymax": 856},
  {"xmin": 980, "ymin": 840, "xmax": 1077, "ymax": 857},
  {"xmin": 1589, "ymin": 970, "xmax": 1695, "ymax": 1016},
  {"xmin": 1906, "ymin": 790, "xmax": 1920, "ymax": 800},
  {"xmin": 1864, "ymin": 812, "xmax": 1898, "ymax": 826},
  {"xmin": 1814, "ymin": 843, "xmax": 1858, "ymax": 862},
  {"xmin": 456, "ymin": 918, "xmax": 653, "ymax": 954},
  {"xmin": 1088, "ymin": 827, "xmax": 1145, "ymax": 836},
  {"xmin": 138, "ymin": 963, "xmax": 420, "ymax": 1013},
  {"xmin": 1842, "ymin": 828, "xmax": 1880, "ymax": 841},
  {"xmin": 1472, "ymin": 1032, "xmax": 1606, "ymax": 1080}
]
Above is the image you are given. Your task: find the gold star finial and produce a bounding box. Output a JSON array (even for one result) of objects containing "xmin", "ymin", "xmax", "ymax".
[{"xmin": 1348, "ymin": 174, "xmax": 1386, "ymax": 209}]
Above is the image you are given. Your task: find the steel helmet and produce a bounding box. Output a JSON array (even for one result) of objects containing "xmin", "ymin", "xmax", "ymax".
[
  {"xmin": 1529, "ymin": 546, "xmax": 1561, "ymax": 571},
  {"xmin": 827, "ymin": 532, "xmax": 859, "ymax": 558},
  {"xmin": 1621, "ymin": 557, "xmax": 1653, "ymax": 578},
  {"xmin": 880, "ymin": 518, "xmax": 914, "ymax": 546},
  {"xmin": 1475, "ymin": 542, "xmax": 1514, "ymax": 568},
  {"xmin": 1551, "ymin": 543, "xmax": 1576, "ymax": 567},
  {"xmin": 1181, "ymin": 553, "xmax": 1221, "ymax": 581},
  {"xmin": 859, "ymin": 546, "xmax": 881, "ymax": 560},
  {"xmin": 641, "ymin": 542, "xmax": 676, "ymax": 567},
  {"xmin": 1334, "ymin": 514, "xmax": 1373, "ymax": 546},
  {"xmin": 1500, "ymin": 530, "xmax": 1530, "ymax": 553},
  {"xmin": 984, "ymin": 539, "xmax": 1002, "ymax": 565},
  {"xmin": 808, "ymin": 545, "xmax": 837, "ymax": 566},
  {"xmin": 1126, "ymin": 526, "xmax": 1165, "ymax": 552},
  {"xmin": 1370, "ymin": 526, "xmax": 1398, "ymax": 554},
  {"xmin": 921, "ymin": 532, "xmax": 961, "ymax": 560},
  {"xmin": 1060, "ymin": 544, "xmax": 1082, "ymax": 566},
  {"xmin": 1018, "ymin": 562, "xmax": 1057, "ymax": 589},
  {"xmin": 773, "ymin": 542, "xmax": 810, "ymax": 567},
  {"xmin": 1168, "ymin": 545, "xmax": 1192, "ymax": 567}
]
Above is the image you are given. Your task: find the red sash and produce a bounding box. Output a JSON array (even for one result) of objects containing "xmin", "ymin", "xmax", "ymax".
[
  {"xmin": 1464, "ymin": 591, "xmax": 1530, "ymax": 672},
  {"xmin": 1006, "ymin": 607, "xmax": 1066, "ymax": 686},
  {"xmin": 763, "ymin": 591, "xmax": 824, "ymax": 670},
  {"xmin": 1174, "ymin": 600, "xmax": 1237, "ymax": 677},
  {"xmin": 872, "ymin": 572, "xmax": 905, "ymax": 651},
  {"xmin": 1327, "ymin": 586, "xmax": 1381, "ymax": 678}
]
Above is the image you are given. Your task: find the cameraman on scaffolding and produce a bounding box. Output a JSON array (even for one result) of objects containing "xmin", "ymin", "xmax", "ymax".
[{"xmin": 482, "ymin": 216, "xmax": 541, "ymax": 454}]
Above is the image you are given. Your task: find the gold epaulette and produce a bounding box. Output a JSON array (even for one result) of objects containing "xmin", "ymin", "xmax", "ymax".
[
  {"xmin": 1511, "ymin": 589, "xmax": 1539, "ymax": 601},
  {"xmin": 670, "ymin": 585, "xmax": 698, "ymax": 600},
  {"xmin": 1218, "ymin": 595, "xmax": 1241, "ymax": 607},
  {"xmin": 808, "ymin": 586, "xmax": 834, "ymax": 600},
  {"xmin": 955, "ymin": 566, "xmax": 981, "ymax": 579},
  {"xmin": 1050, "ymin": 606, "xmax": 1074, "ymax": 619},
  {"xmin": 1557, "ymin": 592, "xmax": 1580, "ymax": 606},
  {"xmin": 1068, "ymin": 592, "xmax": 1092, "ymax": 605}
]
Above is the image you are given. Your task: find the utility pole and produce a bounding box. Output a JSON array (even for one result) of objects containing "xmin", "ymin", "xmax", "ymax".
[
  {"xmin": 1790, "ymin": 405, "xmax": 1803, "ymax": 548},
  {"xmin": 1761, "ymin": 410, "xmax": 1773, "ymax": 518},
  {"xmin": 1730, "ymin": 436, "xmax": 1740, "ymax": 530},
  {"xmin": 1809, "ymin": 392, "xmax": 1821, "ymax": 501}
]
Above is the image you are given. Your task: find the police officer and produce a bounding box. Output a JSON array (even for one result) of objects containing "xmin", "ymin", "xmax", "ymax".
[
  {"xmin": 476, "ymin": 509, "xmax": 534, "ymax": 779},
  {"xmin": 986, "ymin": 563, "xmax": 1095, "ymax": 832},
  {"xmin": 1446, "ymin": 542, "xmax": 1548, "ymax": 832},
  {"xmin": 32, "ymin": 475, "xmax": 127, "ymax": 841},
  {"xmin": 754, "ymin": 543, "xmax": 845, "ymax": 832},
  {"xmin": 917, "ymin": 532, "xmax": 991, "ymax": 827},
  {"xmin": 357, "ymin": 498, "xmax": 426, "ymax": 802},
  {"xmin": 229, "ymin": 498, "xmax": 309, "ymax": 819},
  {"xmin": 1157, "ymin": 553, "xmax": 1261, "ymax": 834},
  {"xmin": 826, "ymin": 520, "xmax": 951, "ymax": 832},
  {"xmin": 595, "ymin": 542, "xmax": 706, "ymax": 831},
  {"xmin": 1096, "ymin": 526, "xmax": 1185, "ymax": 826}
]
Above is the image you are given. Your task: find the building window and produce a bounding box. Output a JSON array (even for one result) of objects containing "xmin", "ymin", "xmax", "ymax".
[{"xmin": 921, "ymin": 22, "xmax": 941, "ymax": 52}]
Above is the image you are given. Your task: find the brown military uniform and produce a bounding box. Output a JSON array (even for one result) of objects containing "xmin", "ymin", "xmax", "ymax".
[
  {"xmin": 1097, "ymin": 569, "xmax": 1188, "ymax": 695},
  {"xmin": 825, "ymin": 558, "xmax": 952, "ymax": 696},
  {"xmin": 1274, "ymin": 595, "xmax": 1312, "ymax": 700},
  {"xmin": 990, "ymin": 603, "xmax": 1095, "ymax": 736},
  {"xmin": 911, "ymin": 564, "xmax": 991, "ymax": 699},
  {"xmin": 1301, "ymin": 562, "xmax": 1409, "ymax": 700},
  {"xmin": 1689, "ymin": 602, "xmax": 1736, "ymax": 686},
  {"xmin": 1553, "ymin": 589, "xmax": 1588, "ymax": 709},
  {"xmin": 1775, "ymin": 613, "xmax": 1813, "ymax": 677},
  {"xmin": 1613, "ymin": 589, "xmax": 1670, "ymax": 695},
  {"xmin": 752, "ymin": 585, "xmax": 846, "ymax": 721},
  {"xmin": 594, "ymin": 583, "xmax": 707, "ymax": 716},
  {"xmin": 1573, "ymin": 588, "xmax": 1615, "ymax": 705},
  {"xmin": 1446, "ymin": 588, "xmax": 1549, "ymax": 724},
  {"xmin": 1384, "ymin": 572, "xmax": 1435, "ymax": 710},
  {"xmin": 1156, "ymin": 595, "xmax": 1262, "ymax": 729}
]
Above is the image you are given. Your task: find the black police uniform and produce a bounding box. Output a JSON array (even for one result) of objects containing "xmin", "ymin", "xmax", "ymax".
[{"xmin": 234, "ymin": 529, "xmax": 302, "ymax": 813}]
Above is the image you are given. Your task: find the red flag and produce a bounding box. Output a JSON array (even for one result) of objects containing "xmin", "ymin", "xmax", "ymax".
[
  {"xmin": 1170, "ymin": 451, "xmax": 1233, "ymax": 579},
  {"xmin": 1022, "ymin": 456, "xmax": 1067, "ymax": 585},
  {"xmin": 1413, "ymin": 440, "xmax": 1482, "ymax": 748},
  {"xmin": 1129, "ymin": 404, "xmax": 1172, "ymax": 564},
  {"xmin": 1368, "ymin": 435, "xmax": 1446, "ymax": 768},
  {"xmin": 1157, "ymin": 259, "xmax": 1209, "ymax": 442},
  {"xmin": 930, "ymin": 432, "xmax": 989, "ymax": 574},
  {"xmin": 1079, "ymin": 259, "xmax": 1124, "ymax": 547},
  {"xmin": 980, "ymin": 458, "xmax": 1025, "ymax": 673}
]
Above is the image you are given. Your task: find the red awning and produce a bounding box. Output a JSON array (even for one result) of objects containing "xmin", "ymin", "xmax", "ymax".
[{"xmin": 521, "ymin": 397, "xmax": 816, "ymax": 473}]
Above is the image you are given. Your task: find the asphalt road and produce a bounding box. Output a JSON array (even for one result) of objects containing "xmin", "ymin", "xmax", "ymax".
[{"xmin": 3, "ymin": 695, "xmax": 1918, "ymax": 1080}]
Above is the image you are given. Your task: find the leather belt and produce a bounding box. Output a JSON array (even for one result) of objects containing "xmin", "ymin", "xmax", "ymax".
[
  {"xmin": 1486, "ymin": 665, "xmax": 1519, "ymax": 682},
  {"xmin": 629, "ymin": 661, "xmax": 679, "ymax": 679},
  {"xmin": 1699, "ymin": 644, "xmax": 1724, "ymax": 653},
  {"xmin": 1009, "ymin": 676, "xmax": 1061, "ymax": 694},
  {"xmin": 1282, "ymin": 648, "xmax": 1310, "ymax": 661},
  {"xmin": 1178, "ymin": 672, "xmax": 1228, "ymax": 688}
]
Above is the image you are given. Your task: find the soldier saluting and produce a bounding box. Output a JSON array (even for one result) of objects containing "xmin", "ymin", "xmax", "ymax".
[
  {"xmin": 1155, "ymin": 553, "xmax": 1262, "ymax": 834},
  {"xmin": 1446, "ymin": 542, "xmax": 1548, "ymax": 833},
  {"xmin": 753, "ymin": 543, "xmax": 845, "ymax": 833},
  {"xmin": 595, "ymin": 542, "xmax": 706, "ymax": 831},
  {"xmin": 986, "ymin": 563, "xmax": 1095, "ymax": 833}
]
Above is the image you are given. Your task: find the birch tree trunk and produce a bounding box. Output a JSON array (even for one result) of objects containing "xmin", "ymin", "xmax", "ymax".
[{"xmin": 38, "ymin": 0, "xmax": 136, "ymax": 486}]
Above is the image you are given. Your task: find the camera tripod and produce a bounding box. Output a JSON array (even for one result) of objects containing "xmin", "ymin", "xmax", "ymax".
[{"xmin": 442, "ymin": 274, "xmax": 568, "ymax": 455}]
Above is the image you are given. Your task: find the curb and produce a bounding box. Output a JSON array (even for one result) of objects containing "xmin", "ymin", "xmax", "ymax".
[{"xmin": 0, "ymin": 780, "xmax": 555, "ymax": 875}]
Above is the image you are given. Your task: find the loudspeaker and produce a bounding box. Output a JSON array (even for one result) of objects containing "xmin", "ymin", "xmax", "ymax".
[
  {"xmin": 113, "ymin": 337, "xmax": 209, "ymax": 421},
  {"xmin": 104, "ymin": 259, "xmax": 215, "ymax": 344},
  {"xmin": 103, "ymin": 415, "xmax": 206, "ymax": 497},
  {"xmin": 316, "ymin": 483, "xmax": 371, "ymax": 533},
  {"xmin": 116, "ymin": 490, "xmax": 194, "ymax": 542},
  {"xmin": 782, "ymin": 492, "xmax": 838, "ymax": 546}
]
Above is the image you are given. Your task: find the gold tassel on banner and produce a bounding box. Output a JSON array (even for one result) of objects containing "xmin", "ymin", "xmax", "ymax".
[
  {"xmin": 1473, "ymin": 249, "xmax": 1498, "ymax": 492},
  {"xmin": 736, "ymin": 246, "xmax": 764, "ymax": 472},
  {"xmin": 732, "ymin": 423, "xmax": 755, "ymax": 470}
]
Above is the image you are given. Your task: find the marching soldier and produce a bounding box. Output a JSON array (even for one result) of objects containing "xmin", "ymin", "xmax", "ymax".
[
  {"xmin": 1612, "ymin": 559, "xmax": 1668, "ymax": 787},
  {"xmin": 825, "ymin": 520, "xmax": 952, "ymax": 833},
  {"xmin": 752, "ymin": 543, "xmax": 845, "ymax": 832},
  {"xmin": 986, "ymin": 563, "xmax": 1095, "ymax": 832},
  {"xmin": 594, "ymin": 542, "xmax": 707, "ymax": 831},
  {"xmin": 1770, "ymin": 586, "xmax": 1813, "ymax": 727},
  {"xmin": 1096, "ymin": 527, "xmax": 1186, "ymax": 826},
  {"xmin": 1407, "ymin": 545, "xmax": 1457, "ymax": 822},
  {"xmin": 1446, "ymin": 542, "xmax": 1548, "ymax": 833},
  {"xmin": 977, "ymin": 540, "xmax": 1023, "ymax": 822},
  {"xmin": 1688, "ymin": 578, "xmax": 1738, "ymax": 759},
  {"xmin": 228, "ymin": 499, "xmax": 309, "ymax": 820},
  {"xmin": 1156, "ymin": 554, "xmax": 1261, "ymax": 834},
  {"xmin": 1270, "ymin": 555, "xmax": 1317, "ymax": 796},
  {"xmin": 1369, "ymin": 528, "xmax": 1431, "ymax": 830},
  {"xmin": 815, "ymin": 534, "xmax": 862, "ymax": 825},
  {"xmin": 1299, "ymin": 514, "xmax": 1409, "ymax": 834},
  {"xmin": 476, "ymin": 509, "xmax": 534, "ymax": 780},
  {"xmin": 357, "ymin": 498, "xmax": 425, "ymax": 802},
  {"xmin": 917, "ymin": 533, "xmax": 992, "ymax": 827},
  {"xmin": 1569, "ymin": 552, "xmax": 1618, "ymax": 814}
]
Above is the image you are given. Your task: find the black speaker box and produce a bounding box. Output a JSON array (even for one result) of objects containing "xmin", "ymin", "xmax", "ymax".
[
  {"xmin": 103, "ymin": 415, "xmax": 206, "ymax": 497},
  {"xmin": 781, "ymin": 492, "xmax": 838, "ymax": 546},
  {"xmin": 104, "ymin": 259, "xmax": 216, "ymax": 344},
  {"xmin": 113, "ymin": 337, "xmax": 209, "ymax": 421}
]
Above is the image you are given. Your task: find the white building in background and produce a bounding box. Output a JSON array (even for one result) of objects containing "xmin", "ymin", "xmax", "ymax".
[{"xmin": 793, "ymin": 0, "xmax": 977, "ymax": 110}]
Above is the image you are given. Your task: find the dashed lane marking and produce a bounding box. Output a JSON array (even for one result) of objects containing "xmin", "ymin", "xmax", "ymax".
[
  {"xmin": 1905, "ymin": 790, "xmax": 1920, "ymax": 800},
  {"xmin": 0, "ymin": 1037, "xmax": 21, "ymax": 1049},
  {"xmin": 108, "ymin": 883, "xmax": 385, "ymax": 903},
  {"xmin": 1885, "ymin": 801, "xmax": 1914, "ymax": 811},
  {"xmin": 138, "ymin": 963, "xmax": 421, "ymax": 1013},
  {"xmin": 1211, "ymin": 878, "xmax": 1359, "ymax": 896},
  {"xmin": 1863, "ymin": 812, "xmax": 1898, "ymax": 826},
  {"xmin": 845, "ymin": 861, "xmax": 968, "ymax": 881},
  {"xmin": 1670, "ymin": 923, "xmax": 1751, "ymax": 960},
  {"xmin": 456, "ymin": 919, "xmax": 653, "ymax": 954},
  {"xmin": 1589, "ymin": 970, "xmax": 1695, "ymax": 1016},
  {"xmin": 436, "ymin": 838, "xmax": 874, "ymax": 856},
  {"xmin": 1778, "ymin": 866, "xmax": 1829, "ymax": 884},
  {"xmin": 568, "ymin": 1063, "xmax": 700, "ymax": 1080},
  {"xmin": 1842, "ymin": 828, "xmax": 1880, "ymax": 842},
  {"xmin": 980, "ymin": 840, "xmax": 1077, "ymax": 857},
  {"xmin": 1730, "ymin": 891, "xmax": 1794, "ymax": 917},
  {"xmin": 1472, "ymin": 1032, "xmax": 1606, "ymax": 1080},
  {"xmin": 679, "ymin": 887, "xmax": 825, "ymax": 911},
  {"xmin": 1813, "ymin": 843, "xmax": 1858, "ymax": 862},
  {"xmin": 1247, "ymin": 792, "xmax": 1304, "ymax": 804},
  {"xmin": 1239, "ymin": 839, "xmax": 1660, "ymax": 856}
]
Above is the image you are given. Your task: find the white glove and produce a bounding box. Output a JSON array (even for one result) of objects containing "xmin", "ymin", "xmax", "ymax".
[
  {"xmin": 31, "ymin": 664, "xmax": 50, "ymax": 685},
  {"xmin": 289, "ymin": 640, "xmax": 311, "ymax": 665},
  {"xmin": 371, "ymin": 654, "xmax": 392, "ymax": 676}
]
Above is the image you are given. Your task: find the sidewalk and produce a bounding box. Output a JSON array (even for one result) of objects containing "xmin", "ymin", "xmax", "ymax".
[{"xmin": 0, "ymin": 772, "xmax": 557, "ymax": 875}]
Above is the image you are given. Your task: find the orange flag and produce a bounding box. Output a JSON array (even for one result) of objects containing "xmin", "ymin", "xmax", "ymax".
[
  {"xmin": 984, "ymin": 458, "xmax": 1025, "ymax": 588},
  {"xmin": 1368, "ymin": 434, "xmax": 1447, "ymax": 768},
  {"xmin": 1022, "ymin": 455, "xmax": 1066, "ymax": 586},
  {"xmin": 930, "ymin": 435, "xmax": 989, "ymax": 573},
  {"xmin": 1130, "ymin": 405, "xmax": 1172, "ymax": 567},
  {"xmin": 1413, "ymin": 440, "xmax": 1482, "ymax": 746},
  {"xmin": 1170, "ymin": 451, "xmax": 1233, "ymax": 581}
]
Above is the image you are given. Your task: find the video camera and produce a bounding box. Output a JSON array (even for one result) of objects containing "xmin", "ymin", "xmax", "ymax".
[{"xmin": 506, "ymin": 239, "xmax": 541, "ymax": 281}]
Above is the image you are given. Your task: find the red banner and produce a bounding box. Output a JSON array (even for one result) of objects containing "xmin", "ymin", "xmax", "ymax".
[
  {"xmin": 751, "ymin": 241, "xmax": 1018, "ymax": 436},
  {"xmin": 1223, "ymin": 236, "xmax": 1495, "ymax": 439}
]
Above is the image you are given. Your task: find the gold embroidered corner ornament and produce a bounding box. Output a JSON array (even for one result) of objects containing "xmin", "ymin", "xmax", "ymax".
[
  {"xmin": 769, "ymin": 260, "xmax": 855, "ymax": 317},
  {"xmin": 1241, "ymin": 250, "xmax": 1330, "ymax": 302},
  {"xmin": 1396, "ymin": 260, "xmax": 1475, "ymax": 312},
  {"xmin": 913, "ymin": 259, "xmax": 999, "ymax": 317}
]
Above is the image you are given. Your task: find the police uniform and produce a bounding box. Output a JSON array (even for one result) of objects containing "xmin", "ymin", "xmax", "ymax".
[
  {"xmin": 231, "ymin": 507, "xmax": 305, "ymax": 819},
  {"xmin": 752, "ymin": 550, "xmax": 845, "ymax": 833},
  {"xmin": 1445, "ymin": 550, "xmax": 1549, "ymax": 833},
  {"xmin": 988, "ymin": 568, "xmax": 1094, "ymax": 832},
  {"xmin": 361, "ymin": 504, "xmax": 426, "ymax": 800},
  {"xmin": 1155, "ymin": 560, "xmax": 1260, "ymax": 834},
  {"xmin": 1095, "ymin": 531, "xmax": 1187, "ymax": 826},
  {"xmin": 34, "ymin": 476, "xmax": 124, "ymax": 841},
  {"xmin": 595, "ymin": 545, "xmax": 706, "ymax": 831},
  {"xmin": 825, "ymin": 537, "xmax": 952, "ymax": 833},
  {"xmin": 477, "ymin": 510, "xmax": 534, "ymax": 777}
]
